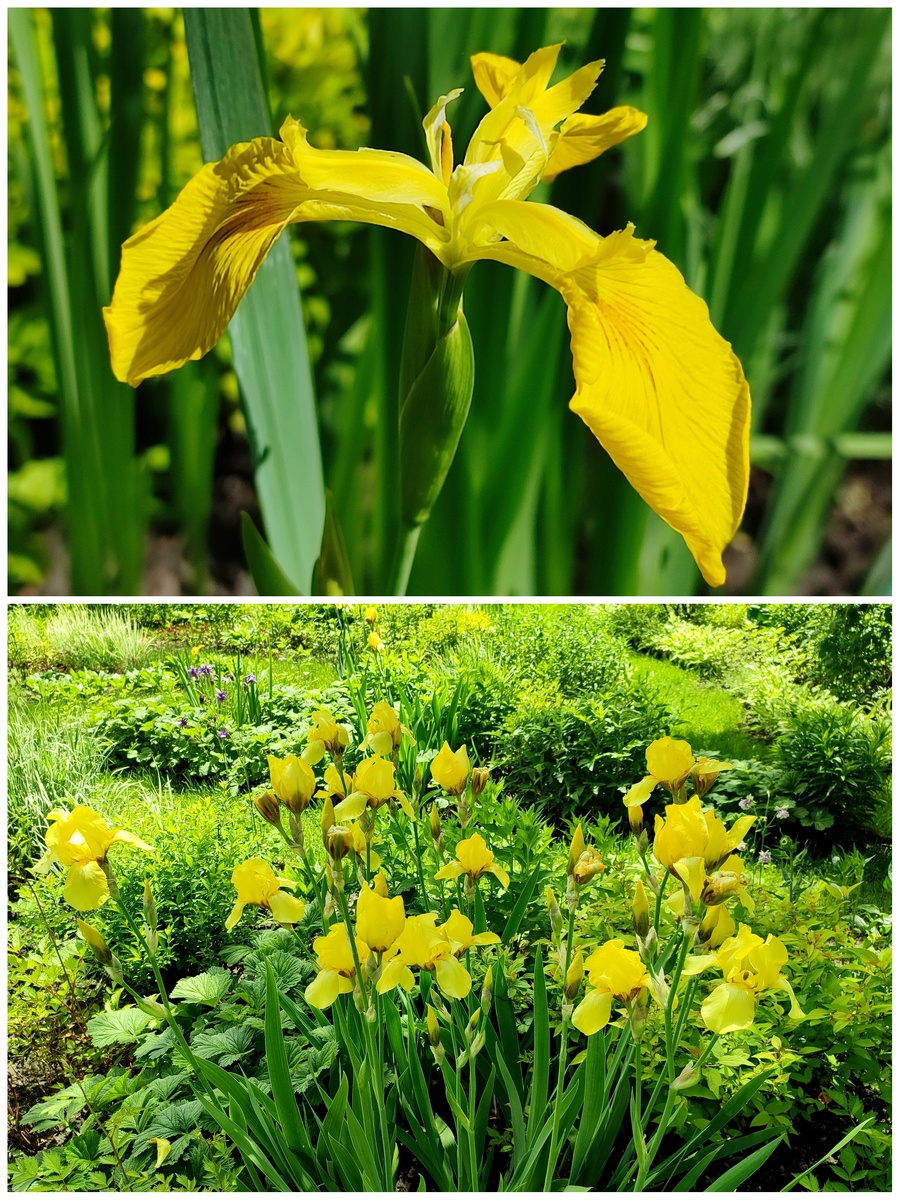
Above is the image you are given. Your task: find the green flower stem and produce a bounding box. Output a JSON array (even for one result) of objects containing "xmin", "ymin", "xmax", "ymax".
[
  {"xmin": 664, "ymin": 928, "xmax": 694, "ymax": 1082},
  {"xmin": 410, "ymin": 817, "xmax": 431, "ymax": 911},
  {"xmin": 542, "ymin": 902, "xmax": 578, "ymax": 1189},
  {"xmin": 390, "ymin": 524, "xmax": 422, "ymax": 596},
  {"xmin": 332, "ymin": 883, "xmax": 369, "ymax": 1008},
  {"xmin": 652, "ymin": 872, "xmax": 669, "ymax": 956}
]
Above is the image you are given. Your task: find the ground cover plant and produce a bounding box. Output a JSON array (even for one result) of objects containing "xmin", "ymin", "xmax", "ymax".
[
  {"xmin": 9, "ymin": 8, "xmax": 891, "ymax": 597},
  {"xmin": 7, "ymin": 602, "xmax": 891, "ymax": 1190}
]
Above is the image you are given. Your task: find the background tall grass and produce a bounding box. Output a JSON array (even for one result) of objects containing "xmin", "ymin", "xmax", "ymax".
[{"xmin": 8, "ymin": 7, "xmax": 891, "ymax": 596}]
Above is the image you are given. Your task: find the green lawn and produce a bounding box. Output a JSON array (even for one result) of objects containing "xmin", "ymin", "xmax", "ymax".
[{"xmin": 627, "ymin": 651, "xmax": 767, "ymax": 760}]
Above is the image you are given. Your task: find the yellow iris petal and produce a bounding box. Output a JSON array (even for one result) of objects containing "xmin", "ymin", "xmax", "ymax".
[
  {"xmin": 376, "ymin": 958, "xmax": 416, "ymax": 995},
  {"xmin": 469, "ymin": 205, "xmax": 749, "ymax": 586},
  {"xmin": 701, "ymin": 982, "xmax": 756, "ymax": 1034},
  {"xmin": 63, "ymin": 861, "xmax": 110, "ymax": 911},
  {"xmin": 434, "ymin": 861, "xmax": 465, "ymax": 881},
  {"xmin": 268, "ymin": 890, "xmax": 306, "ymax": 925},
  {"xmin": 470, "ymin": 51, "xmax": 522, "ymax": 107},
  {"xmin": 433, "ymin": 955, "xmax": 472, "ymax": 1000},
  {"xmin": 571, "ymin": 988, "xmax": 613, "ymax": 1036},
  {"xmin": 543, "ymin": 107, "xmax": 648, "ymax": 181},
  {"xmin": 305, "ymin": 968, "xmax": 352, "ymax": 1009},
  {"xmin": 104, "ymin": 137, "xmax": 302, "ymax": 386}
]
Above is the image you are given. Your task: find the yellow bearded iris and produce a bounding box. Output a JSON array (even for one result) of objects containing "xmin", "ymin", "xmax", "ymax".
[
  {"xmin": 430, "ymin": 742, "xmax": 471, "ymax": 795},
  {"xmin": 36, "ymin": 805, "xmax": 153, "ymax": 911},
  {"xmin": 346, "ymin": 755, "xmax": 414, "ymax": 818},
  {"xmin": 226, "ymin": 858, "xmax": 305, "ymax": 931},
  {"xmin": 267, "ymin": 753, "xmax": 317, "ymax": 814},
  {"xmin": 572, "ymin": 939, "xmax": 651, "ymax": 1035},
  {"xmin": 653, "ymin": 795, "xmax": 755, "ymax": 901},
  {"xmin": 356, "ymin": 874, "xmax": 406, "ymax": 953},
  {"xmin": 377, "ymin": 913, "xmax": 472, "ymax": 999},
  {"xmin": 439, "ymin": 909, "xmax": 501, "ymax": 956},
  {"xmin": 681, "ymin": 924, "xmax": 805, "ymax": 1034},
  {"xmin": 361, "ymin": 700, "xmax": 412, "ymax": 756},
  {"xmin": 305, "ymin": 922, "xmax": 369, "ymax": 1008},
  {"xmin": 103, "ymin": 44, "xmax": 749, "ymax": 586},
  {"xmin": 434, "ymin": 832, "xmax": 510, "ymax": 889}
]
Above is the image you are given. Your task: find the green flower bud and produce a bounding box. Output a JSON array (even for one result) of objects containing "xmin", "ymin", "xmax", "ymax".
[{"xmin": 398, "ymin": 248, "xmax": 474, "ymax": 528}]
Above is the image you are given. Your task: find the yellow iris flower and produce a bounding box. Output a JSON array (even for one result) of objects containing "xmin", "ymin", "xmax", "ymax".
[
  {"xmin": 303, "ymin": 709, "xmax": 350, "ymax": 764},
  {"xmin": 681, "ymin": 924, "xmax": 805, "ymax": 1034},
  {"xmin": 434, "ymin": 832, "xmax": 510, "ymax": 890},
  {"xmin": 225, "ymin": 858, "xmax": 306, "ymax": 931},
  {"xmin": 377, "ymin": 913, "xmax": 472, "ymax": 999},
  {"xmin": 653, "ymin": 795, "xmax": 755, "ymax": 901},
  {"xmin": 356, "ymin": 874, "xmax": 406, "ymax": 953},
  {"xmin": 103, "ymin": 43, "xmax": 749, "ymax": 585},
  {"xmin": 572, "ymin": 939, "xmax": 651, "ymax": 1035},
  {"xmin": 346, "ymin": 755, "xmax": 414, "ymax": 818},
  {"xmin": 305, "ymin": 921, "xmax": 369, "ymax": 1008},
  {"xmin": 361, "ymin": 700, "xmax": 413, "ymax": 756},
  {"xmin": 439, "ymin": 908, "xmax": 501, "ymax": 956},
  {"xmin": 36, "ymin": 805, "xmax": 152, "ymax": 911},
  {"xmin": 267, "ymin": 752, "xmax": 317, "ymax": 814},
  {"xmin": 430, "ymin": 742, "xmax": 471, "ymax": 795}
]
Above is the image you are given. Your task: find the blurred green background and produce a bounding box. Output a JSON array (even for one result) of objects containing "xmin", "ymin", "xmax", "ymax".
[{"xmin": 8, "ymin": 7, "xmax": 891, "ymax": 596}]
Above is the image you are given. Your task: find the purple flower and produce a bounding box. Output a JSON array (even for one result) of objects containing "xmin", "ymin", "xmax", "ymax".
[
  {"xmin": 217, "ymin": 728, "xmax": 229, "ymax": 739},
  {"xmin": 199, "ymin": 664, "xmax": 214, "ymax": 678},
  {"xmin": 188, "ymin": 666, "xmax": 201, "ymax": 680},
  {"xmin": 775, "ymin": 806, "xmax": 789, "ymax": 820},
  {"xmin": 758, "ymin": 851, "xmax": 772, "ymax": 864},
  {"xmin": 177, "ymin": 717, "xmax": 188, "ymax": 729},
  {"xmin": 215, "ymin": 689, "xmax": 227, "ymax": 702},
  {"xmin": 738, "ymin": 796, "xmax": 755, "ymax": 810},
  {"xmin": 244, "ymin": 673, "xmax": 257, "ymax": 686}
]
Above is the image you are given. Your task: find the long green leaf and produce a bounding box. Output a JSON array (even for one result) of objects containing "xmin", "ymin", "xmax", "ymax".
[
  {"xmin": 705, "ymin": 1133, "xmax": 784, "ymax": 1190},
  {"xmin": 184, "ymin": 8, "xmax": 324, "ymax": 591}
]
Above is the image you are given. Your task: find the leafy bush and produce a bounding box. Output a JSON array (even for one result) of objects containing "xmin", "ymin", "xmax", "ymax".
[
  {"xmin": 774, "ymin": 698, "xmax": 891, "ymax": 843},
  {"xmin": 480, "ymin": 605, "xmax": 628, "ymax": 699},
  {"xmin": 813, "ymin": 605, "xmax": 891, "ymax": 705},
  {"xmin": 606, "ymin": 603, "xmax": 670, "ymax": 648},
  {"xmin": 494, "ymin": 683, "xmax": 674, "ymax": 826}
]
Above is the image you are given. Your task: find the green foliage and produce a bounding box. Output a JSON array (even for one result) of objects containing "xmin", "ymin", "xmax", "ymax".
[
  {"xmin": 9, "ymin": 604, "xmax": 157, "ymax": 673},
  {"xmin": 811, "ymin": 606, "xmax": 891, "ymax": 705},
  {"xmin": 774, "ymin": 698, "xmax": 891, "ymax": 842},
  {"xmin": 494, "ymin": 684, "xmax": 674, "ymax": 827}
]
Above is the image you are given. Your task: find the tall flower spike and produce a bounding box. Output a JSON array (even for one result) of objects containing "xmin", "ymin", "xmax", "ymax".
[{"xmin": 104, "ymin": 44, "xmax": 749, "ymax": 585}]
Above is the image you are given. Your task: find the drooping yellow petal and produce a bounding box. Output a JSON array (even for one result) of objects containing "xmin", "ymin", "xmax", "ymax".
[
  {"xmin": 700, "ymin": 982, "xmax": 756, "ymax": 1034},
  {"xmin": 672, "ymin": 855, "xmax": 706, "ymax": 904},
  {"xmin": 467, "ymin": 205, "xmax": 750, "ymax": 585},
  {"xmin": 334, "ymin": 792, "xmax": 367, "ymax": 823},
  {"xmin": 434, "ymin": 860, "xmax": 465, "ymax": 881},
  {"xmin": 268, "ymin": 890, "xmax": 306, "ymax": 925},
  {"xmin": 305, "ymin": 968, "xmax": 353, "ymax": 1009},
  {"xmin": 623, "ymin": 776, "xmax": 656, "ymax": 807},
  {"xmin": 104, "ymin": 137, "xmax": 304, "ymax": 386},
  {"xmin": 63, "ymin": 861, "xmax": 110, "ymax": 911},
  {"xmin": 571, "ymin": 988, "xmax": 613, "ymax": 1035},
  {"xmin": 376, "ymin": 958, "xmax": 416, "ymax": 995},
  {"xmin": 488, "ymin": 862, "xmax": 511, "ymax": 890},
  {"xmin": 543, "ymin": 107, "xmax": 648, "ymax": 182},
  {"xmin": 433, "ymin": 954, "xmax": 472, "ymax": 1000}
]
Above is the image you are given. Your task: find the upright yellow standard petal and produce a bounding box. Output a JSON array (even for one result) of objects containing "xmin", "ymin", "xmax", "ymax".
[
  {"xmin": 645, "ymin": 738, "xmax": 695, "ymax": 791},
  {"xmin": 430, "ymin": 742, "xmax": 470, "ymax": 795},
  {"xmin": 356, "ymin": 880, "xmax": 406, "ymax": 952}
]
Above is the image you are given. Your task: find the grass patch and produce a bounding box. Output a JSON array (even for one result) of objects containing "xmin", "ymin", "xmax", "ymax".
[{"xmin": 627, "ymin": 651, "xmax": 766, "ymax": 759}]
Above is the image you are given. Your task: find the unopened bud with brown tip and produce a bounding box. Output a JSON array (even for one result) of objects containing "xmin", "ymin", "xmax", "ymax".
[
  {"xmin": 564, "ymin": 950, "xmax": 584, "ymax": 1001},
  {"xmin": 628, "ymin": 803, "xmax": 644, "ymax": 837},
  {"xmin": 77, "ymin": 919, "xmax": 112, "ymax": 965},
  {"xmin": 255, "ymin": 791, "xmax": 282, "ymax": 828},
  {"xmin": 470, "ymin": 767, "xmax": 489, "ymax": 797},
  {"xmin": 142, "ymin": 882, "xmax": 158, "ymax": 933},
  {"xmin": 327, "ymin": 825, "xmax": 354, "ymax": 863}
]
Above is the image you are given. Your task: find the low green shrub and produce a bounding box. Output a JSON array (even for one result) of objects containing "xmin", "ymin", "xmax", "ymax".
[
  {"xmin": 813, "ymin": 605, "xmax": 891, "ymax": 705},
  {"xmin": 493, "ymin": 683, "xmax": 674, "ymax": 827},
  {"xmin": 605, "ymin": 603, "xmax": 670, "ymax": 649},
  {"xmin": 774, "ymin": 697, "xmax": 891, "ymax": 843}
]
